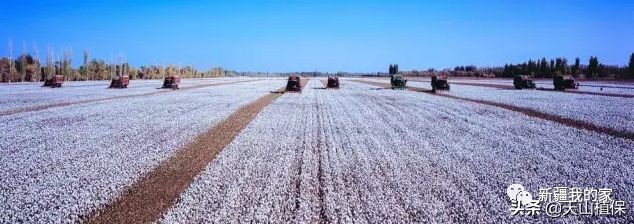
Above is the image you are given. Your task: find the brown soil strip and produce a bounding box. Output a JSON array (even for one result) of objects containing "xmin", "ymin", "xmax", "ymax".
[
  {"xmin": 302, "ymin": 78, "xmax": 309, "ymax": 90},
  {"xmin": 353, "ymin": 80, "xmax": 634, "ymax": 141},
  {"xmin": 86, "ymin": 87, "xmax": 285, "ymax": 224},
  {"xmin": 0, "ymin": 80, "xmax": 260, "ymax": 117},
  {"xmin": 319, "ymin": 79, "xmax": 329, "ymax": 88}
]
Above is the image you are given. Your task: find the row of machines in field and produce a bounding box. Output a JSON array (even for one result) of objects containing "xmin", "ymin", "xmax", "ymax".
[
  {"xmin": 41, "ymin": 63, "xmax": 181, "ymax": 89},
  {"xmin": 390, "ymin": 74, "xmax": 578, "ymax": 91},
  {"xmin": 513, "ymin": 75, "xmax": 578, "ymax": 90},
  {"xmin": 41, "ymin": 73, "xmax": 578, "ymax": 92},
  {"xmin": 41, "ymin": 74, "xmax": 181, "ymax": 89},
  {"xmin": 390, "ymin": 74, "xmax": 450, "ymax": 92},
  {"xmin": 284, "ymin": 76, "xmax": 340, "ymax": 92}
]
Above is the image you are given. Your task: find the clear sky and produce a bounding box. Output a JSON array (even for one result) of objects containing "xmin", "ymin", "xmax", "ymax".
[{"xmin": 1, "ymin": 0, "xmax": 633, "ymax": 72}]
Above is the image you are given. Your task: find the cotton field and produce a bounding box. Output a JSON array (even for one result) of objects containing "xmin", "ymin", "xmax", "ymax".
[
  {"xmin": 1, "ymin": 78, "xmax": 632, "ymax": 223},
  {"xmin": 0, "ymin": 78, "xmax": 262, "ymax": 115},
  {"xmin": 370, "ymin": 78, "xmax": 634, "ymax": 133}
]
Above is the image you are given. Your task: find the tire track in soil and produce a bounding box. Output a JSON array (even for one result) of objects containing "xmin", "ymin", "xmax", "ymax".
[
  {"xmin": 411, "ymin": 80, "xmax": 634, "ymax": 98},
  {"xmin": 293, "ymin": 112, "xmax": 307, "ymax": 212},
  {"xmin": 0, "ymin": 79, "xmax": 260, "ymax": 117},
  {"xmin": 353, "ymin": 79, "xmax": 634, "ymax": 141},
  {"xmin": 291, "ymin": 79, "xmax": 325, "ymax": 223},
  {"xmin": 287, "ymin": 78, "xmax": 311, "ymax": 216},
  {"xmin": 85, "ymin": 85, "xmax": 285, "ymax": 224},
  {"xmin": 313, "ymin": 90, "xmax": 327, "ymax": 223}
]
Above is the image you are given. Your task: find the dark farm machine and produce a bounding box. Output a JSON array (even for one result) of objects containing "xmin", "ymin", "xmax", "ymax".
[
  {"xmin": 162, "ymin": 75, "xmax": 181, "ymax": 89},
  {"xmin": 553, "ymin": 75, "xmax": 578, "ymax": 90},
  {"xmin": 431, "ymin": 75, "xmax": 450, "ymax": 91},
  {"xmin": 326, "ymin": 76, "xmax": 340, "ymax": 88},
  {"xmin": 109, "ymin": 64, "xmax": 130, "ymax": 88},
  {"xmin": 390, "ymin": 74, "xmax": 407, "ymax": 89},
  {"xmin": 43, "ymin": 75, "xmax": 64, "ymax": 88},
  {"xmin": 513, "ymin": 75, "xmax": 536, "ymax": 89},
  {"xmin": 110, "ymin": 76, "xmax": 129, "ymax": 88},
  {"xmin": 42, "ymin": 66, "xmax": 64, "ymax": 88},
  {"xmin": 286, "ymin": 75, "xmax": 302, "ymax": 92}
]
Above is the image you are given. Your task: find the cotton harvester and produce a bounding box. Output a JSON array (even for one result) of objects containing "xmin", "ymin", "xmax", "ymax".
[
  {"xmin": 513, "ymin": 75, "xmax": 536, "ymax": 89},
  {"xmin": 109, "ymin": 75, "xmax": 129, "ymax": 88},
  {"xmin": 326, "ymin": 76, "xmax": 340, "ymax": 88},
  {"xmin": 109, "ymin": 64, "xmax": 129, "ymax": 88},
  {"xmin": 162, "ymin": 75, "xmax": 181, "ymax": 89},
  {"xmin": 42, "ymin": 66, "xmax": 64, "ymax": 88},
  {"xmin": 553, "ymin": 75, "xmax": 577, "ymax": 90},
  {"xmin": 431, "ymin": 75, "xmax": 450, "ymax": 91},
  {"xmin": 286, "ymin": 75, "xmax": 302, "ymax": 92},
  {"xmin": 43, "ymin": 75, "xmax": 64, "ymax": 88},
  {"xmin": 390, "ymin": 74, "xmax": 407, "ymax": 89}
]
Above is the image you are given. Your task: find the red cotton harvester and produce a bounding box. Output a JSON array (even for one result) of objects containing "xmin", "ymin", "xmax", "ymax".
[
  {"xmin": 431, "ymin": 75, "xmax": 450, "ymax": 91},
  {"xmin": 326, "ymin": 76, "xmax": 340, "ymax": 88},
  {"xmin": 286, "ymin": 75, "xmax": 302, "ymax": 92},
  {"xmin": 43, "ymin": 75, "xmax": 64, "ymax": 88},
  {"xmin": 109, "ymin": 75, "xmax": 129, "ymax": 88},
  {"xmin": 110, "ymin": 64, "xmax": 130, "ymax": 88},
  {"xmin": 162, "ymin": 75, "xmax": 181, "ymax": 89}
]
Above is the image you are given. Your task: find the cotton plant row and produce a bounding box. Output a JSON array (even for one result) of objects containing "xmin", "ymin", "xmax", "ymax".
[
  {"xmin": 0, "ymin": 78, "xmax": 262, "ymax": 114},
  {"xmin": 159, "ymin": 80, "xmax": 324, "ymax": 223},
  {"xmin": 160, "ymin": 80, "xmax": 634, "ymax": 223},
  {"xmin": 0, "ymin": 79, "xmax": 285, "ymax": 223},
  {"xmin": 375, "ymin": 80, "xmax": 634, "ymax": 133}
]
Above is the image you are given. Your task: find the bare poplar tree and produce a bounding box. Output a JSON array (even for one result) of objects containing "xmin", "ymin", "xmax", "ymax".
[
  {"xmin": 83, "ymin": 50, "xmax": 89, "ymax": 80},
  {"xmin": 46, "ymin": 45, "xmax": 54, "ymax": 81},
  {"xmin": 32, "ymin": 42, "xmax": 41, "ymax": 81},
  {"xmin": 8, "ymin": 38, "xmax": 16, "ymax": 82},
  {"xmin": 20, "ymin": 41, "xmax": 27, "ymax": 81}
]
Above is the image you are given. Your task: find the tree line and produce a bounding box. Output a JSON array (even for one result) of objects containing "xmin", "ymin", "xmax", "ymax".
[
  {"xmin": 484, "ymin": 54, "xmax": 633, "ymax": 79},
  {"xmin": 0, "ymin": 50, "xmax": 228, "ymax": 83},
  {"xmin": 402, "ymin": 54, "xmax": 634, "ymax": 79}
]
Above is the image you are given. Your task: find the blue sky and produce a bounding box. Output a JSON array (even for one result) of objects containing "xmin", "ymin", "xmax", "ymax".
[{"xmin": 1, "ymin": 0, "xmax": 633, "ymax": 72}]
